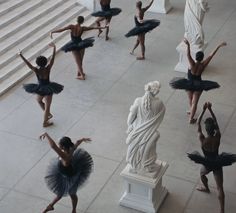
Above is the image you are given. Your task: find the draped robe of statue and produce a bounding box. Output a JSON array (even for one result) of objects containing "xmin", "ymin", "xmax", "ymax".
[
  {"xmin": 184, "ymin": 0, "xmax": 209, "ymax": 49},
  {"xmin": 126, "ymin": 94, "xmax": 165, "ymax": 177}
]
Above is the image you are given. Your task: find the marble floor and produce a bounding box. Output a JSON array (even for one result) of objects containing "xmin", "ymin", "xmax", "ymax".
[{"xmin": 1, "ymin": 0, "xmax": 236, "ymax": 212}]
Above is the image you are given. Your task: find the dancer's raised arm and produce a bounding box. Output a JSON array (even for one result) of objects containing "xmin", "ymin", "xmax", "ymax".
[
  {"xmin": 50, "ymin": 25, "xmax": 73, "ymax": 38},
  {"xmin": 197, "ymin": 102, "xmax": 207, "ymax": 142},
  {"xmin": 48, "ymin": 42, "xmax": 56, "ymax": 69},
  {"xmin": 203, "ymin": 42, "xmax": 227, "ymax": 68},
  {"xmin": 18, "ymin": 52, "xmax": 36, "ymax": 71},
  {"xmin": 207, "ymin": 102, "xmax": 221, "ymax": 137},
  {"xmin": 183, "ymin": 38, "xmax": 195, "ymax": 69},
  {"xmin": 143, "ymin": 0, "xmax": 154, "ymax": 12}
]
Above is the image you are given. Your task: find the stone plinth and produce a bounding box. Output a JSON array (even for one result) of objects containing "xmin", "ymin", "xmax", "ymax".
[
  {"xmin": 175, "ymin": 41, "xmax": 207, "ymax": 73},
  {"xmin": 119, "ymin": 160, "xmax": 168, "ymax": 213},
  {"xmin": 149, "ymin": 0, "xmax": 172, "ymax": 14}
]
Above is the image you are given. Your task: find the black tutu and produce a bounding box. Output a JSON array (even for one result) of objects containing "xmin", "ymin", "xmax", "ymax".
[
  {"xmin": 169, "ymin": 77, "xmax": 220, "ymax": 91},
  {"xmin": 91, "ymin": 8, "xmax": 121, "ymax": 17},
  {"xmin": 188, "ymin": 151, "xmax": 236, "ymax": 170},
  {"xmin": 61, "ymin": 36, "xmax": 95, "ymax": 52},
  {"xmin": 23, "ymin": 82, "xmax": 63, "ymax": 96},
  {"xmin": 125, "ymin": 19, "xmax": 160, "ymax": 37},
  {"xmin": 45, "ymin": 148, "xmax": 93, "ymax": 197}
]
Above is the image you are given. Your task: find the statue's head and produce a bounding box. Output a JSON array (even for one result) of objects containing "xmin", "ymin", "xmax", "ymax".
[
  {"xmin": 195, "ymin": 51, "xmax": 204, "ymax": 62},
  {"xmin": 144, "ymin": 81, "xmax": 161, "ymax": 96},
  {"xmin": 136, "ymin": 1, "xmax": 142, "ymax": 9}
]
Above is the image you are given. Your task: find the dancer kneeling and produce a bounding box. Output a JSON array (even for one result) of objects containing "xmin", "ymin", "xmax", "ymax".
[
  {"xmin": 19, "ymin": 43, "xmax": 63, "ymax": 127},
  {"xmin": 188, "ymin": 102, "xmax": 236, "ymax": 213},
  {"xmin": 50, "ymin": 16, "xmax": 107, "ymax": 80},
  {"xmin": 169, "ymin": 39, "xmax": 226, "ymax": 123},
  {"xmin": 91, "ymin": 0, "xmax": 121, "ymax": 40},
  {"xmin": 125, "ymin": 0, "xmax": 160, "ymax": 60},
  {"xmin": 40, "ymin": 132, "xmax": 93, "ymax": 213}
]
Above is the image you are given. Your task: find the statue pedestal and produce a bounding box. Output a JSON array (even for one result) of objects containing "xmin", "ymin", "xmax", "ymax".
[
  {"xmin": 175, "ymin": 41, "xmax": 208, "ymax": 73},
  {"xmin": 119, "ymin": 160, "xmax": 168, "ymax": 213},
  {"xmin": 149, "ymin": 0, "xmax": 172, "ymax": 14}
]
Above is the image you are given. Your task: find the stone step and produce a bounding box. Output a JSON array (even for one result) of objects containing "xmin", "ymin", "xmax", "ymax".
[
  {"xmin": 0, "ymin": 0, "xmax": 29, "ymax": 17},
  {"xmin": 0, "ymin": 5, "xmax": 85, "ymax": 69},
  {"xmin": 0, "ymin": 10, "xmax": 93, "ymax": 81},
  {"xmin": 0, "ymin": 0, "xmax": 72, "ymax": 43},
  {"xmin": 0, "ymin": 16, "xmax": 96, "ymax": 96}
]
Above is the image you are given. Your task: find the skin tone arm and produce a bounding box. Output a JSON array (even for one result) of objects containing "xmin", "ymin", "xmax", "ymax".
[
  {"xmin": 47, "ymin": 42, "xmax": 56, "ymax": 69},
  {"xmin": 39, "ymin": 133, "xmax": 70, "ymax": 161},
  {"xmin": 50, "ymin": 25, "xmax": 73, "ymax": 38},
  {"xmin": 143, "ymin": 0, "xmax": 154, "ymax": 12},
  {"xmin": 73, "ymin": 138, "xmax": 91, "ymax": 150},
  {"xmin": 82, "ymin": 25, "xmax": 108, "ymax": 32},
  {"xmin": 203, "ymin": 42, "xmax": 227, "ymax": 68},
  {"xmin": 18, "ymin": 52, "xmax": 36, "ymax": 71},
  {"xmin": 207, "ymin": 102, "xmax": 221, "ymax": 137},
  {"xmin": 197, "ymin": 102, "xmax": 208, "ymax": 143},
  {"xmin": 183, "ymin": 38, "xmax": 195, "ymax": 69}
]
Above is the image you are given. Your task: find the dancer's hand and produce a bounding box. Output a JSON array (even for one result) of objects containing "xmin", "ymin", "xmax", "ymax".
[
  {"xmin": 183, "ymin": 38, "xmax": 190, "ymax": 46},
  {"xmin": 203, "ymin": 102, "xmax": 208, "ymax": 110},
  {"xmin": 80, "ymin": 138, "xmax": 91, "ymax": 143},
  {"xmin": 39, "ymin": 132, "xmax": 49, "ymax": 140},
  {"xmin": 49, "ymin": 42, "xmax": 56, "ymax": 48},
  {"xmin": 207, "ymin": 102, "xmax": 212, "ymax": 109},
  {"xmin": 220, "ymin": 42, "xmax": 227, "ymax": 47}
]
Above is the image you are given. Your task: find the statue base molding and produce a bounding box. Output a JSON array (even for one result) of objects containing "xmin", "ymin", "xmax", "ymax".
[
  {"xmin": 175, "ymin": 41, "xmax": 208, "ymax": 73},
  {"xmin": 149, "ymin": 0, "xmax": 172, "ymax": 14},
  {"xmin": 119, "ymin": 160, "xmax": 168, "ymax": 213}
]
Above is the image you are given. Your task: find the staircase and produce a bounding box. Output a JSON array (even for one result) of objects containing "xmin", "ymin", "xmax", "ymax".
[{"xmin": 0, "ymin": 0, "xmax": 96, "ymax": 96}]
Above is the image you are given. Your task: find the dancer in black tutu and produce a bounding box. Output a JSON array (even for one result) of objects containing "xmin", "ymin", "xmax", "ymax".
[
  {"xmin": 39, "ymin": 132, "xmax": 93, "ymax": 213},
  {"xmin": 187, "ymin": 102, "xmax": 236, "ymax": 213},
  {"xmin": 50, "ymin": 16, "xmax": 107, "ymax": 80},
  {"xmin": 126, "ymin": 0, "xmax": 160, "ymax": 60},
  {"xmin": 169, "ymin": 39, "xmax": 226, "ymax": 123},
  {"xmin": 92, "ymin": 0, "xmax": 121, "ymax": 40},
  {"xmin": 19, "ymin": 43, "xmax": 63, "ymax": 127}
]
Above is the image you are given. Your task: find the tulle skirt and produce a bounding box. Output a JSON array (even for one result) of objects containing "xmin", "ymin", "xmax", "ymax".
[
  {"xmin": 91, "ymin": 8, "xmax": 121, "ymax": 17},
  {"xmin": 187, "ymin": 151, "xmax": 236, "ymax": 171},
  {"xmin": 23, "ymin": 82, "xmax": 64, "ymax": 96},
  {"xmin": 45, "ymin": 149, "xmax": 93, "ymax": 197},
  {"xmin": 169, "ymin": 77, "xmax": 220, "ymax": 91},
  {"xmin": 61, "ymin": 37, "xmax": 95, "ymax": 52},
  {"xmin": 125, "ymin": 19, "xmax": 160, "ymax": 37}
]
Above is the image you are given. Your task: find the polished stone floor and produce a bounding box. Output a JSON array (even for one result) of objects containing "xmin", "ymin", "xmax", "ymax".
[{"xmin": 1, "ymin": 0, "xmax": 236, "ymax": 212}]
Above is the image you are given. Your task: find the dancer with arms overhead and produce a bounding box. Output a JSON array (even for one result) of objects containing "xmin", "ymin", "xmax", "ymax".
[
  {"xmin": 19, "ymin": 43, "xmax": 63, "ymax": 127},
  {"xmin": 170, "ymin": 39, "xmax": 226, "ymax": 123}
]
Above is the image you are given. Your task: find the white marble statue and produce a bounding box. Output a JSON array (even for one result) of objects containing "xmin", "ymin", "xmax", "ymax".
[
  {"xmin": 126, "ymin": 81, "xmax": 165, "ymax": 178},
  {"xmin": 184, "ymin": 0, "xmax": 209, "ymax": 49}
]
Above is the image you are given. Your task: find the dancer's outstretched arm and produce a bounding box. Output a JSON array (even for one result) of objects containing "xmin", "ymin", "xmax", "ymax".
[
  {"xmin": 18, "ymin": 52, "xmax": 36, "ymax": 71},
  {"xmin": 82, "ymin": 25, "xmax": 108, "ymax": 32},
  {"xmin": 74, "ymin": 138, "xmax": 91, "ymax": 150},
  {"xmin": 197, "ymin": 102, "xmax": 207, "ymax": 142},
  {"xmin": 183, "ymin": 38, "xmax": 195, "ymax": 69},
  {"xmin": 50, "ymin": 25, "xmax": 73, "ymax": 38},
  {"xmin": 40, "ymin": 133, "xmax": 69, "ymax": 161},
  {"xmin": 203, "ymin": 42, "xmax": 227, "ymax": 68},
  {"xmin": 48, "ymin": 42, "xmax": 56, "ymax": 69},
  {"xmin": 143, "ymin": 0, "xmax": 154, "ymax": 12}
]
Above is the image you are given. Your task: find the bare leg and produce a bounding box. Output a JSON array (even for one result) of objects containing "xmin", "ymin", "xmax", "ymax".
[
  {"xmin": 137, "ymin": 34, "xmax": 145, "ymax": 60},
  {"xmin": 42, "ymin": 196, "xmax": 62, "ymax": 213},
  {"xmin": 37, "ymin": 95, "xmax": 45, "ymax": 110},
  {"xmin": 72, "ymin": 51, "xmax": 85, "ymax": 80},
  {"xmin": 213, "ymin": 169, "xmax": 225, "ymax": 213},
  {"xmin": 96, "ymin": 17, "xmax": 105, "ymax": 37},
  {"xmin": 105, "ymin": 18, "xmax": 111, "ymax": 40},
  {"xmin": 189, "ymin": 91, "xmax": 202, "ymax": 124},
  {"xmin": 197, "ymin": 166, "xmax": 210, "ymax": 193},
  {"xmin": 187, "ymin": 91, "xmax": 193, "ymax": 115},
  {"xmin": 80, "ymin": 49, "xmax": 85, "ymax": 78},
  {"xmin": 130, "ymin": 38, "xmax": 140, "ymax": 55},
  {"xmin": 70, "ymin": 194, "xmax": 78, "ymax": 213},
  {"xmin": 43, "ymin": 95, "xmax": 53, "ymax": 127}
]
